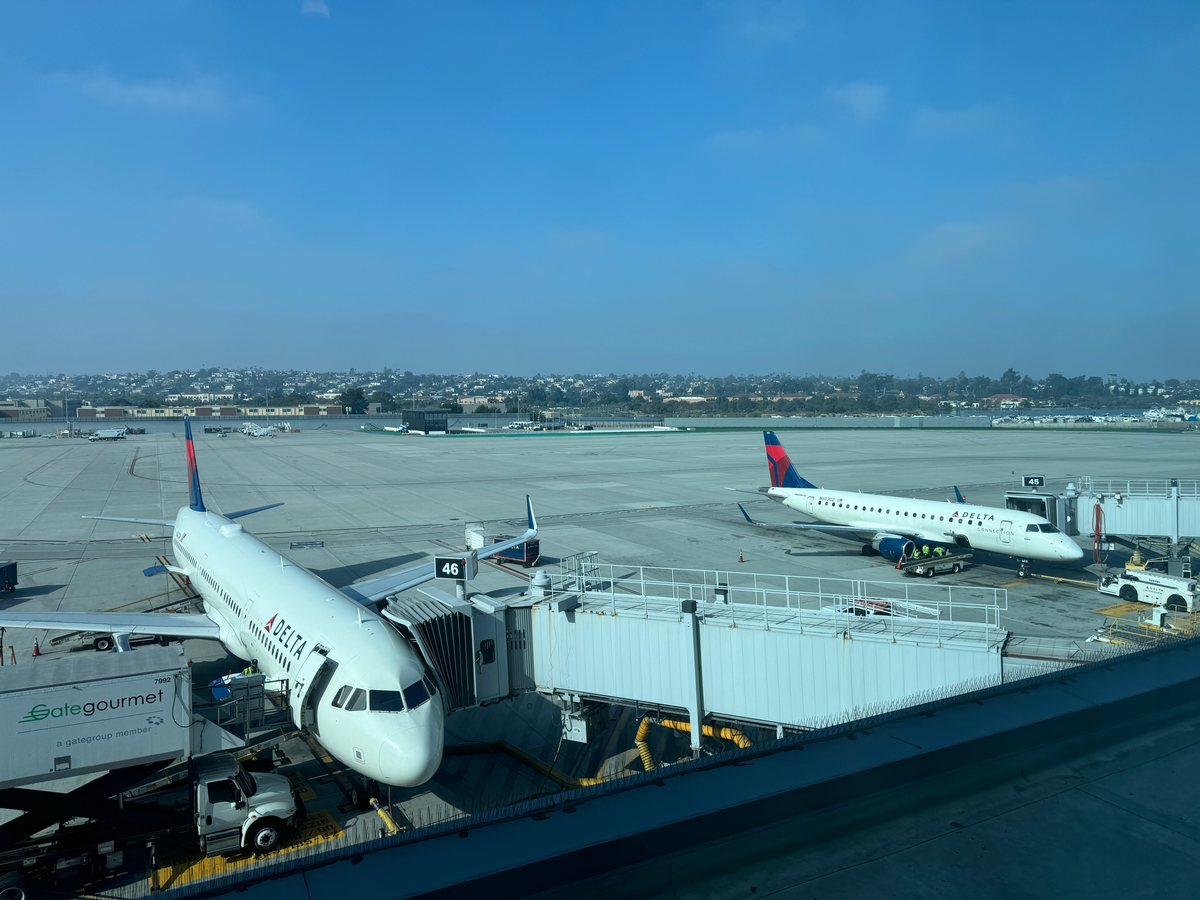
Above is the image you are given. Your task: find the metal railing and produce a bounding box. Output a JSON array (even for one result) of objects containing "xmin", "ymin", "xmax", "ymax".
[
  {"xmin": 548, "ymin": 561, "xmax": 1007, "ymax": 649},
  {"xmin": 1078, "ymin": 476, "xmax": 1200, "ymax": 498}
]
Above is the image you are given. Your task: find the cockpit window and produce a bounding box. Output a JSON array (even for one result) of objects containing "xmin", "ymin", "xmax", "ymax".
[
  {"xmin": 1026, "ymin": 524, "xmax": 1039, "ymax": 532},
  {"xmin": 422, "ymin": 676, "xmax": 437, "ymax": 697},
  {"xmin": 331, "ymin": 685, "xmax": 353, "ymax": 708},
  {"xmin": 369, "ymin": 690, "xmax": 406, "ymax": 712},
  {"xmin": 1038, "ymin": 523, "xmax": 1060, "ymax": 533},
  {"xmin": 345, "ymin": 688, "xmax": 367, "ymax": 711},
  {"xmin": 402, "ymin": 680, "xmax": 431, "ymax": 710}
]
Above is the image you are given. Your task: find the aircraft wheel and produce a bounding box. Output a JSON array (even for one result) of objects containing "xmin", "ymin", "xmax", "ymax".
[
  {"xmin": 861, "ymin": 544, "xmax": 873, "ymax": 557},
  {"xmin": 93, "ymin": 634, "xmax": 113, "ymax": 652}
]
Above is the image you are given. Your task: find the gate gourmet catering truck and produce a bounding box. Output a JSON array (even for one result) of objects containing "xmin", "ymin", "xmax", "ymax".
[{"xmin": 0, "ymin": 646, "xmax": 302, "ymax": 900}]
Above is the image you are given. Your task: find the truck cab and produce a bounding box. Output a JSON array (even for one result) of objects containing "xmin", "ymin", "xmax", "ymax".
[{"xmin": 193, "ymin": 754, "xmax": 302, "ymax": 855}]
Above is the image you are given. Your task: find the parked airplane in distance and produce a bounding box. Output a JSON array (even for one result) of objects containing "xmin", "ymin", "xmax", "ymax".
[
  {"xmin": 739, "ymin": 431, "xmax": 1084, "ymax": 574},
  {"xmin": 0, "ymin": 416, "xmax": 538, "ymax": 791}
]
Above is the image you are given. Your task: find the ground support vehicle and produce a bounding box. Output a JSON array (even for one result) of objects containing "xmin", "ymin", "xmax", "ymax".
[
  {"xmin": 900, "ymin": 553, "xmax": 972, "ymax": 578},
  {"xmin": 0, "ymin": 562, "xmax": 15, "ymax": 592},
  {"xmin": 0, "ymin": 752, "xmax": 302, "ymax": 899},
  {"xmin": 1098, "ymin": 568, "xmax": 1199, "ymax": 611},
  {"xmin": 492, "ymin": 535, "xmax": 541, "ymax": 568}
]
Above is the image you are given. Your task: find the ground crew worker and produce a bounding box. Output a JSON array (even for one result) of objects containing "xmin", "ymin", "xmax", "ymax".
[
  {"xmin": 242, "ymin": 659, "xmax": 259, "ymax": 676},
  {"xmin": 933, "ymin": 546, "xmax": 946, "ymax": 557},
  {"xmin": 921, "ymin": 545, "xmax": 931, "ymax": 557}
]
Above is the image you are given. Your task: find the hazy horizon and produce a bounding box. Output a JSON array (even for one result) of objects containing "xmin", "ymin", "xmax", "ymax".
[{"xmin": 2, "ymin": 2, "xmax": 1197, "ymax": 380}]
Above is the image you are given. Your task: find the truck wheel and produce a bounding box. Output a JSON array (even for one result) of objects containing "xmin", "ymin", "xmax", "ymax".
[
  {"xmin": 1119, "ymin": 585, "xmax": 1138, "ymax": 604},
  {"xmin": 924, "ymin": 567, "xmax": 935, "ymax": 578},
  {"xmin": 93, "ymin": 635, "xmax": 113, "ymax": 652},
  {"xmin": 1166, "ymin": 594, "xmax": 1187, "ymax": 612},
  {"xmin": 0, "ymin": 871, "xmax": 31, "ymax": 900},
  {"xmin": 952, "ymin": 564, "xmax": 961, "ymax": 574},
  {"xmin": 247, "ymin": 819, "xmax": 282, "ymax": 854}
]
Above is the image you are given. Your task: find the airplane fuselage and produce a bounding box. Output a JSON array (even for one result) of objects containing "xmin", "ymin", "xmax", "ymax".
[
  {"xmin": 766, "ymin": 486, "xmax": 1084, "ymax": 563},
  {"xmin": 171, "ymin": 506, "xmax": 444, "ymax": 787}
]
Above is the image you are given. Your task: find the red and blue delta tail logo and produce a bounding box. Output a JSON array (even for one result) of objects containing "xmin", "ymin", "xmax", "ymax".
[
  {"xmin": 763, "ymin": 431, "xmax": 816, "ymax": 489},
  {"xmin": 184, "ymin": 416, "xmax": 206, "ymax": 512}
]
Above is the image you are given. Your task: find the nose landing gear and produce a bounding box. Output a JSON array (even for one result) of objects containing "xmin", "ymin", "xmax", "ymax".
[{"xmin": 1017, "ymin": 559, "xmax": 1030, "ymax": 578}]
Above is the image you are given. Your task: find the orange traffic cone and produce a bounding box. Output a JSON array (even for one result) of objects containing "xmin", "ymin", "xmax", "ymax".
[
  {"xmin": 738, "ymin": 552, "xmax": 744, "ymax": 564},
  {"xmin": 32, "ymin": 639, "xmax": 41, "ymax": 658}
]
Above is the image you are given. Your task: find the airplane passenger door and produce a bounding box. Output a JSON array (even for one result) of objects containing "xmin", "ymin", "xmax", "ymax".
[
  {"xmin": 290, "ymin": 645, "xmax": 331, "ymax": 730},
  {"xmin": 805, "ymin": 496, "xmax": 815, "ymax": 515},
  {"xmin": 1000, "ymin": 520, "xmax": 1013, "ymax": 544}
]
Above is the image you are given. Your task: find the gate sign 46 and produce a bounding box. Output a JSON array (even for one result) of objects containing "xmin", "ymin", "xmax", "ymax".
[{"xmin": 435, "ymin": 552, "xmax": 477, "ymax": 581}]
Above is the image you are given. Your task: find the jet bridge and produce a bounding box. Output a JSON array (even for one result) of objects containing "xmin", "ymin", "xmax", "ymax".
[
  {"xmin": 1008, "ymin": 477, "xmax": 1200, "ymax": 573},
  {"xmin": 383, "ymin": 555, "xmax": 1009, "ymax": 754}
]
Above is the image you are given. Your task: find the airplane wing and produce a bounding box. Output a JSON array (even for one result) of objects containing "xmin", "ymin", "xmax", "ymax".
[
  {"xmin": 82, "ymin": 515, "xmax": 176, "ymax": 527},
  {"xmin": 0, "ymin": 612, "xmax": 221, "ymax": 639},
  {"xmin": 737, "ymin": 504, "xmax": 953, "ymax": 543},
  {"xmin": 343, "ymin": 496, "xmax": 538, "ymax": 605},
  {"xmin": 225, "ymin": 502, "xmax": 284, "ymax": 520},
  {"xmin": 737, "ymin": 504, "xmax": 872, "ymax": 534}
]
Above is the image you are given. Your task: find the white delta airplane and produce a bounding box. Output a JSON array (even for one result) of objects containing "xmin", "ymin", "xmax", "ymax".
[
  {"xmin": 739, "ymin": 431, "xmax": 1084, "ymax": 574},
  {"xmin": 0, "ymin": 417, "xmax": 538, "ymax": 790}
]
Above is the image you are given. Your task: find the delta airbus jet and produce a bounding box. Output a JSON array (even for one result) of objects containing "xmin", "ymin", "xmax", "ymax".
[
  {"xmin": 0, "ymin": 417, "xmax": 538, "ymax": 788},
  {"xmin": 739, "ymin": 431, "xmax": 1084, "ymax": 572}
]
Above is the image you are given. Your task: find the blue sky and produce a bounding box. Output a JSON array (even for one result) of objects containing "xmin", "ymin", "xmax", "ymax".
[{"xmin": 1, "ymin": 1, "xmax": 1197, "ymax": 379}]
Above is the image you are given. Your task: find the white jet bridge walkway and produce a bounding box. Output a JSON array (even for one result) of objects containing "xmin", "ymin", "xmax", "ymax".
[{"xmin": 501, "ymin": 555, "xmax": 1009, "ymax": 751}]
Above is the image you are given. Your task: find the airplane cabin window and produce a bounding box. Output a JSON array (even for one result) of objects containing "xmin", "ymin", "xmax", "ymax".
[
  {"xmin": 345, "ymin": 689, "xmax": 367, "ymax": 711},
  {"xmin": 369, "ymin": 690, "xmax": 406, "ymax": 712},
  {"xmin": 403, "ymin": 680, "xmax": 431, "ymax": 710},
  {"xmin": 331, "ymin": 685, "xmax": 353, "ymax": 708}
]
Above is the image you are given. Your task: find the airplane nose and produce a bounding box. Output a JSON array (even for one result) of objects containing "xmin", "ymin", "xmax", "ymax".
[
  {"xmin": 1064, "ymin": 540, "xmax": 1085, "ymax": 561},
  {"xmin": 378, "ymin": 726, "xmax": 443, "ymax": 787}
]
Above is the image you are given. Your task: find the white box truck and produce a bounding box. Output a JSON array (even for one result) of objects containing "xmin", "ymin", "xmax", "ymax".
[{"xmin": 0, "ymin": 648, "xmax": 302, "ymax": 900}]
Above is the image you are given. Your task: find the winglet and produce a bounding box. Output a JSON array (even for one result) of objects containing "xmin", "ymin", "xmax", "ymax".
[
  {"xmin": 184, "ymin": 415, "xmax": 206, "ymax": 513},
  {"xmin": 738, "ymin": 503, "xmax": 757, "ymax": 525},
  {"xmin": 143, "ymin": 564, "xmax": 169, "ymax": 577},
  {"xmin": 526, "ymin": 495, "xmax": 537, "ymax": 535}
]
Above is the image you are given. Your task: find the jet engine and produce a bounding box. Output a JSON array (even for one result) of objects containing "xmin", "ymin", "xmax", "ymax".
[{"xmin": 869, "ymin": 534, "xmax": 915, "ymax": 561}]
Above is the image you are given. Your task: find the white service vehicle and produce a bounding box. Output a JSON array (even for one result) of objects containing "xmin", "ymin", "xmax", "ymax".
[{"xmin": 1098, "ymin": 568, "xmax": 1199, "ymax": 611}]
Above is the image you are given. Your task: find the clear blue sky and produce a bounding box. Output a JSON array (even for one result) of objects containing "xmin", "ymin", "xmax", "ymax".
[{"xmin": 1, "ymin": 1, "xmax": 1196, "ymax": 380}]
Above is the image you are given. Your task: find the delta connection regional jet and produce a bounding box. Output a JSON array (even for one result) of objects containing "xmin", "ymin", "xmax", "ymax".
[
  {"xmin": 0, "ymin": 416, "xmax": 538, "ymax": 788},
  {"xmin": 739, "ymin": 431, "xmax": 1084, "ymax": 570}
]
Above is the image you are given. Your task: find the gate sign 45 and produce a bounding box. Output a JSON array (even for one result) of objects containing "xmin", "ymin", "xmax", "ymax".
[{"xmin": 435, "ymin": 552, "xmax": 478, "ymax": 581}]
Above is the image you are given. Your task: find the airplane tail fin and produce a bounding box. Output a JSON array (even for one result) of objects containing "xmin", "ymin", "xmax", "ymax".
[
  {"xmin": 763, "ymin": 431, "xmax": 816, "ymax": 489},
  {"xmin": 184, "ymin": 415, "xmax": 206, "ymax": 512},
  {"xmin": 954, "ymin": 486, "xmax": 967, "ymax": 504}
]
